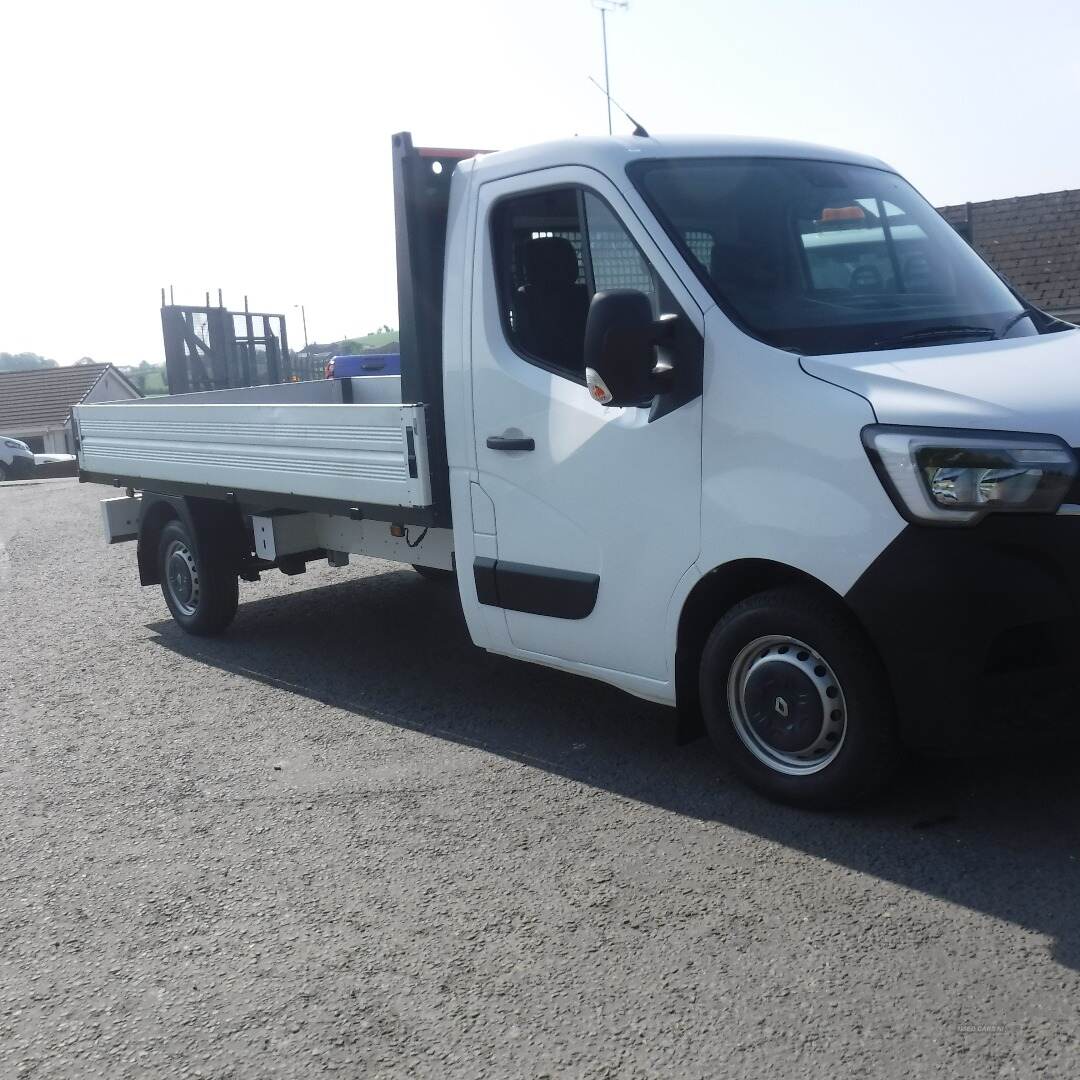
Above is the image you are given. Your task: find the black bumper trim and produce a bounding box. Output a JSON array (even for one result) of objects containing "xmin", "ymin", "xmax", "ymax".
[{"xmin": 845, "ymin": 515, "xmax": 1080, "ymax": 748}]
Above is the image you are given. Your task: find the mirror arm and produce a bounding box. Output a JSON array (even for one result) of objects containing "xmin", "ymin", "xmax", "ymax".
[
  {"xmin": 649, "ymin": 313, "xmax": 680, "ymax": 390},
  {"xmin": 653, "ymin": 313, "xmax": 679, "ymax": 341}
]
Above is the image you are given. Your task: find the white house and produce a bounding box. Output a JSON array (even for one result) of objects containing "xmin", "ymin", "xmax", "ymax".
[{"xmin": 0, "ymin": 363, "xmax": 141, "ymax": 453}]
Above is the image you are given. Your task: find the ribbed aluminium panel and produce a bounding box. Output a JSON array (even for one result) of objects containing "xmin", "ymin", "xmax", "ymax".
[{"xmin": 75, "ymin": 401, "xmax": 432, "ymax": 508}]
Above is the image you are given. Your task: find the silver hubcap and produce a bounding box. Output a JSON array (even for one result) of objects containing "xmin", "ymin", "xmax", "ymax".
[
  {"xmin": 727, "ymin": 634, "xmax": 848, "ymax": 775},
  {"xmin": 165, "ymin": 539, "xmax": 200, "ymax": 617}
]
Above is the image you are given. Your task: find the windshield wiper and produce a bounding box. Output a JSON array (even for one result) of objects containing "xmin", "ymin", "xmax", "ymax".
[
  {"xmin": 872, "ymin": 325, "xmax": 997, "ymax": 350},
  {"xmin": 997, "ymin": 307, "xmax": 1040, "ymax": 338}
]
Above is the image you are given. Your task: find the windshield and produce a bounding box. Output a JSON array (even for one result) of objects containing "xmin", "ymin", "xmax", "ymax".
[{"xmin": 629, "ymin": 157, "xmax": 1034, "ymax": 356}]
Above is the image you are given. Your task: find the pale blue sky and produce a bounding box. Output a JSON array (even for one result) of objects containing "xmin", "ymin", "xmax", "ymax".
[{"xmin": 2, "ymin": 0, "xmax": 1078, "ymax": 365}]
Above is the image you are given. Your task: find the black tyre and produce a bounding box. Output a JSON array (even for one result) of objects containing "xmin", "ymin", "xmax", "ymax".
[
  {"xmin": 158, "ymin": 519, "xmax": 238, "ymax": 636},
  {"xmin": 700, "ymin": 586, "xmax": 899, "ymax": 809},
  {"xmin": 0, "ymin": 462, "xmax": 8, "ymax": 482},
  {"xmin": 412, "ymin": 564, "xmax": 454, "ymax": 583}
]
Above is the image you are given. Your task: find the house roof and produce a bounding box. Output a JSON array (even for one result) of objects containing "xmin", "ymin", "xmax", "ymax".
[
  {"xmin": 938, "ymin": 189, "xmax": 1080, "ymax": 314},
  {"xmin": 0, "ymin": 363, "xmax": 137, "ymax": 432}
]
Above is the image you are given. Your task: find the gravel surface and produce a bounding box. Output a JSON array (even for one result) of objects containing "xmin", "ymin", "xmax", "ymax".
[{"xmin": 2, "ymin": 479, "xmax": 1080, "ymax": 1078}]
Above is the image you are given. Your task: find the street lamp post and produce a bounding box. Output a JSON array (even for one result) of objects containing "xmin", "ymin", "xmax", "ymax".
[{"xmin": 592, "ymin": 0, "xmax": 628, "ymax": 135}]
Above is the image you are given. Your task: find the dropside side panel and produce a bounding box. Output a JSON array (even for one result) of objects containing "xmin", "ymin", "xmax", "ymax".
[{"xmin": 75, "ymin": 401, "xmax": 432, "ymax": 510}]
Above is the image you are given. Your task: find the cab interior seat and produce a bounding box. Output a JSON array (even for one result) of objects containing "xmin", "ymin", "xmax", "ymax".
[
  {"xmin": 850, "ymin": 263, "xmax": 886, "ymax": 292},
  {"xmin": 710, "ymin": 239, "xmax": 782, "ymax": 295},
  {"xmin": 512, "ymin": 236, "xmax": 589, "ymax": 371}
]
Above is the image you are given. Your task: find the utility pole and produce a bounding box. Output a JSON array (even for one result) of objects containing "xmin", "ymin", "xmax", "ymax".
[
  {"xmin": 592, "ymin": 0, "xmax": 628, "ymax": 135},
  {"xmin": 293, "ymin": 304, "xmax": 309, "ymax": 350}
]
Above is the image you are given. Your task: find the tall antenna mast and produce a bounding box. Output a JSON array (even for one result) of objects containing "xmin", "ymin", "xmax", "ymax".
[{"xmin": 591, "ymin": 0, "xmax": 628, "ymax": 135}]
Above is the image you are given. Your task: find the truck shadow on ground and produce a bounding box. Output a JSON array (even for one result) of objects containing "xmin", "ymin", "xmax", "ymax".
[{"xmin": 148, "ymin": 566, "xmax": 1080, "ymax": 970}]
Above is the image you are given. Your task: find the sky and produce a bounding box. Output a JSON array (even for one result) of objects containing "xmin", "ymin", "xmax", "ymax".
[{"xmin": 2, "ymin": 0, "xmax": 1079, "ymax": 367}]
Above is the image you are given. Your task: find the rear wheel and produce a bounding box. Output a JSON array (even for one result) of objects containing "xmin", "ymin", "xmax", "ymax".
[
  {"xmin": 158, "ymin": 519, "xmax": 238, "ymax": 636},
  {"xmin": 700, "ymin": 587, "xmax": 899, "ymax": 809},
  {"xmin": 0, "ymin": 462, "xmax": 8, "ymax": 482}
]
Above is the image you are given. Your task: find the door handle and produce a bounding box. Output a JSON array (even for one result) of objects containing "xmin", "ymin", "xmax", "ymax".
[{"xmin": 486, "ymin": 435, "xmax": 535, "ymax": 452}]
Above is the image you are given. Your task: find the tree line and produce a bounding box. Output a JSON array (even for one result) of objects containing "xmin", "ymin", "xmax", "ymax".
[{"xmin": 0, "ymin": 352, "xmax": 58, "ymax": 372}]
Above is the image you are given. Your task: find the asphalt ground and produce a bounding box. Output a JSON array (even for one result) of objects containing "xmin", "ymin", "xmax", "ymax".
[{"xmin": 2, "ymin": 478, "xmax": 1079, "ymax": 1078}]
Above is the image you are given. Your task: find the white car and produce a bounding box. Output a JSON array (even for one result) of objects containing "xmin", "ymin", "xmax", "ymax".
[{"xmin": 0, "ymin": 437, "xmax": 35, "ymax": 482}]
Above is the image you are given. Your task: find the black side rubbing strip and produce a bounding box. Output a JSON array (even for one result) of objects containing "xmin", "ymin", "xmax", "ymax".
[
  {"xmin": 473, "ymin": 557, "xmax": 499, "ymax": 607},
  {"xmin": 472, "ymin": 557, "xmax": 599, "ymax": 619}
]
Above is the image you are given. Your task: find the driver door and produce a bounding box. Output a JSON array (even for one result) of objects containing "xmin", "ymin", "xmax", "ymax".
[{"xmin": 468, "ymin": 167, "xmax": 703, "ymax": 685}]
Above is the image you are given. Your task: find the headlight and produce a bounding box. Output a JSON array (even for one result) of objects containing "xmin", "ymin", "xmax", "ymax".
[
  {"xmin": 862, "ymin": 425, "xmax": 1078, "ymax": 525},
  {"xmin": 3, "ymin": 439, "xmax": 26, "ymax": 450}
]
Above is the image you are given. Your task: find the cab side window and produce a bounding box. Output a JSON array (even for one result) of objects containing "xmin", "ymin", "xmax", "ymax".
[
  {"xmin": 492, "ymin": 187, "xmax": 659, "ymax": 380},
  {"xmin": 492, "ymin": 189, "xmax": 589, "ymax": 378},
  {"xmin": 582, "ymin": 192, "xmax": 657, "ymax": 308}
]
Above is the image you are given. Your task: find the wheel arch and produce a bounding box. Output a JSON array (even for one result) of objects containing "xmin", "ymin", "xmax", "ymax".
[
  {"xmin": 137, "ymin": 495, "xmax": 183, "ymax": 585},
  {"xmin": 674, "ymin": 558, "xmax": 848, "ymax": 741},
  {"xmin": 137, "ymin": 493, "xmax": 248, "ymax": 586}
]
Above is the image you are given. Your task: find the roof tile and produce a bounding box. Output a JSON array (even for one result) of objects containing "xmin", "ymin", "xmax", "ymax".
[
  {"xmin": 938, "ymin": 188, "xmax": 1080, "ymax": 314},
  {"xmin": 0, "ymin": 364, "xmax": 118, "ymax": 431}
]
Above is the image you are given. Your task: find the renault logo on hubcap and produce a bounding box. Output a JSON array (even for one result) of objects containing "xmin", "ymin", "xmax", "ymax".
[{"xmin": 774, "ymin": 696, "xmax": 789, "ymax": 718}]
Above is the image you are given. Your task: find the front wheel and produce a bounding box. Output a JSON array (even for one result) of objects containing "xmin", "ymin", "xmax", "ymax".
[
  {"xmin": 700, "ymin": 587, "xmax": 899, "ymax": 809},
  {"xmin": 158, "ymin": 519, "xmax": 238, "ymax": 636}
]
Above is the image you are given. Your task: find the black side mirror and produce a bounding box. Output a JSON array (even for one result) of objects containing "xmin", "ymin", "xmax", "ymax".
[{"xmin": 583, "ymin": 289, "xmax": 675, "ymax": 407}]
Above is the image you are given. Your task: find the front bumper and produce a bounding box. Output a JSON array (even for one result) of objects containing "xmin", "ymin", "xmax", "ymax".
[
  {"xmin": 845, "ymin": 514, "xmax": 1080, "ymax": 749},
  {"xmin": 4, "ymin": 456, "xmax": 34, "ymax": 480}
]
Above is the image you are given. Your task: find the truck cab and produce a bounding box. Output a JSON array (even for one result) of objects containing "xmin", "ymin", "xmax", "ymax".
[{"xmin": 77, "ymin": 132, "xmax": 1080, "ymax": 808}]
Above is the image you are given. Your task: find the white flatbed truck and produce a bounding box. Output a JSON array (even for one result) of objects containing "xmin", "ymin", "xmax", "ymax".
[{"xmin": 78, "ymin": 131, "xmax": 1080, "ymax": 807}]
